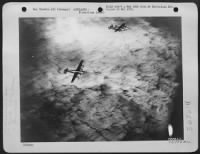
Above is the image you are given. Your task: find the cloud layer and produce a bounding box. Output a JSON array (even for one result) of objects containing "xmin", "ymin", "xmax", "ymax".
[{"xmin": 20, "ymin": 17, "xmax": 182, "ymax": 141}]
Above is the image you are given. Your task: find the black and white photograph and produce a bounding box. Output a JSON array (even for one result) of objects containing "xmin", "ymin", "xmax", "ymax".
[
  {"xmin": 2, "ymin": 2, "xmax": 198, "ymax": 152},
  {"xmin": 19, "ymin": 17, "xmax": 183, "ymax": 142}
]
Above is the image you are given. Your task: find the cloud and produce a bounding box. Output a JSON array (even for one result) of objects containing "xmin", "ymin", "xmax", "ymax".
[
  {"xmin": 20, "ymin": 17, "xmax": 182, "ymax": 141},
  {"xmin": 21, "ymin": 17, "xmax": 181, "ymax": 94}
]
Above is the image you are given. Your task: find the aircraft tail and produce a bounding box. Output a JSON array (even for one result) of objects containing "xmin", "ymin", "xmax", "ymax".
[{"xmin": 64, "ymin": 68, "xmax": 68, "ymax": 74}]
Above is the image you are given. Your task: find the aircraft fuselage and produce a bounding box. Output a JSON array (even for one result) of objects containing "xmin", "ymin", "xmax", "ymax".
[{"xmin": 67, "ymin": 70, "xmax": 84, "ymax": 74}]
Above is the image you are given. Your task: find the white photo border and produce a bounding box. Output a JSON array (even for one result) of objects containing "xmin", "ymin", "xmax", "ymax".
[{"xmin": 2, "ymin": 2, "xmax": 198, "ymax": 152}]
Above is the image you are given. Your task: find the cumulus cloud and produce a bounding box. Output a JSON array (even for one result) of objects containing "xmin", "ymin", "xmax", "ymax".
[
  {"xmin": 20, "ymin": 17, "xmax": 182, "ymax": 141},
  {"xmin": 22, "ymin": 17, "xmax": 180, "ymax": 91}
]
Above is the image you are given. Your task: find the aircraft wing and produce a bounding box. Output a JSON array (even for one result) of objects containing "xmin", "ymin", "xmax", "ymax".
[
  {"xmin": 71, "ymin": 60, "xmax": 84, "ymax": 82},
  {"xmin": 71, "ymin": 72, "xmax": 79, "ymax": 83},
  {"xmin": 75, "ymin": 60, "xmax": 84, "ymax": 71}
]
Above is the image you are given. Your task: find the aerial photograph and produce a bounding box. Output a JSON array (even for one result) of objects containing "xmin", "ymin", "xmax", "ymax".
[{"xmin": 19, "ymin": 17, "xmax": 183, "ymax": 142}]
